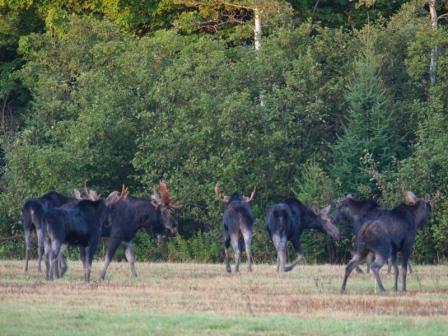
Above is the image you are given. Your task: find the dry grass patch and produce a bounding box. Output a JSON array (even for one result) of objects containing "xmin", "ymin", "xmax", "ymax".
[
  {"xmin": 1, "ymin": 261, "xmax": 448, "ymax": 319},
  {"xmin": 1, "ymin": 261, "xmax": 448, "ymax": 335}
]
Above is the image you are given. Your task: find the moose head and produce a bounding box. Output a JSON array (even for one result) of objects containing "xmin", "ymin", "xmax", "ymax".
[
  {"xmin": 150, "ymin": 180, "xmax": 181, "ymax": 235},
  {"xmin": 403, "ymin": 190, "xmax": 440, "ymax": 229}
]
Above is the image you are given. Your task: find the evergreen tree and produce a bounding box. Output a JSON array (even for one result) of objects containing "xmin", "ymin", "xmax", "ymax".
[{"xmin": 332, "ymin": 27, "xmax": 403, "ymax": 196}]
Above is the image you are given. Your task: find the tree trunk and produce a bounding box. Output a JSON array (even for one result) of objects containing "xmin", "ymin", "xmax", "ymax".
[
  {"xmin": 254, "ymin": 8, "xmax": 262, "ymax": 50},
  {"xmin": 429, "ymin": 0, "xmax": 438, "ymax": 84}
]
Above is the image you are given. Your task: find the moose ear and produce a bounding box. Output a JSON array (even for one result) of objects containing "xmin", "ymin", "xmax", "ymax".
[
  {"xmin": 404, "ymin": 191, "xmax": 417, "ymax": 205},
  {"xmin": 105, "ymin": 191, "xmax": 119, "ymax": 206},
  {"xmin": 88, "ymin": 190, "xmax": 100, "ymax": 201},
  {"xmin": 321, "ymin": 205, "xmax": 331, "ymax": 215}
]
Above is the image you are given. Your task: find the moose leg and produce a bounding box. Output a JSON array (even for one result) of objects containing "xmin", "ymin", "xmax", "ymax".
[
  {"xmin": 341, "ymin": 253, "xmax": 361, "ymax": 293},
  {"xmin": 231, "ymin": 235, "xmax": 241, "ymax": 273},
  {"xmin": 390, "ymin": 251, "xmax": 399, "ymax": 291},
  {"xmin": 53, "ymin": 244, "xmax": 66, "ymax": 279},
  {"xmin": 285, "ymin": 238, "xmax": 303, "ymax": 272},
  {"xmin": 352, "ymin": 249, "xmax": 364, "ymax": 274},
  {"xmin": 44, "ymin": 239, "xmax": 51, "ymax": 280},
  {"xmin": 80, "ymin": 247, "xmax": 88, "ymax": 281},
  {"xmin": 371, "ymin": 253, "xmax": 387, "ymax": 292},
  {"xmin": 86, "ymin": 247, "xmax": 94, "ymax": 283},
  {"xmin": 401, "ymin": 247, "xmax": 412, "ymax": 292},
  {"xmin": 85, "ymin": 238, "xmax": 99, "ymax": 282},
  {"xmin": 24, "ymin": 229, "xmax": 31, "ymax": 273},
  {"xmin": 365, "ymin": 252, "xmax": 374, "ymax": 274},
  {"xmin": 387, "ymin": 256, "xmax": 392, "ymax": 274},
  {"xmin": 242, "ymin": 230, "xmax": 253, "ymax": 272},
  {"xmin": 272, "ymin": 234, "xmax": 286, "ymax": 272},
  {"xmin": 36, "ymin": 228, "xmax": 44, "ymax": 272},
  {"xmin": 124, "ymin": 242, "xmax": 138, "ymax": 277},
  {"xmin": 49, "ymin": 240, "xmax": 62, "ymax": 281},
  {"xmin": 355, "ymin": 264, "xmax": 364, "ymax": 274},
  {"xmin": 224, "ymin": 236, "xmax": 232, "ymax": 273},
  {"xmin": 58, "ymin": 244, "xmax": 68, "ymax": 278},
  {"xmin": 100, "ymin": 238, "xmax": 121, "ymax": 280}
]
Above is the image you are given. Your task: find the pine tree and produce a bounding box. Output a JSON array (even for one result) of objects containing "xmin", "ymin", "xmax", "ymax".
[{"xmin": 332, "ymin": 27, "xmax": 402, "ymax": 196}]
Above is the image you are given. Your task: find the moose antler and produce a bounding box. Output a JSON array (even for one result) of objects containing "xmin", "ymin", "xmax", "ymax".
[
  {"xmin": 244, "ymin": 187, "xmax": 256, "ymax": 203},
  {"xmin": 159, "ymin": 180, "xmax": 181, "ymax": 209},
  {"xmin": 105, "ymin": 185, "xmax": 129, "ymax": 206},
  {"xmin": 74, "ymin": 189, "xmax": 83, "ymax": 200},
  {"xmin": 84, "ymin": 180, "xmax": 89, "ymax": 196},
  {"xmin": 214, "ymin": 183, "xmax": 229, "ymax": 204},
  {"xmin": 81, "ymin": 180, "xmax": 101, "ymax": 201},
  {"xmin": 88, "ymin": 190, "xmax": 100, "ymax": 201},
  {"xmin": 404, "ymin": 191, "xmax": 417, "ymax": 205},
  {"xmin": 118, "ymin": 184, "xmax": 129, "ymax": 201},
  {"xmin": 160, "ymin": 180, "xmax": 171, "ymax": 205}
]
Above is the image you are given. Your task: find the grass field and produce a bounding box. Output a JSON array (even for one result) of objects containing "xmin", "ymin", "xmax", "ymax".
[{"xmin": 1, "ymin": 260, "xmax": 448, "ymax": 335}]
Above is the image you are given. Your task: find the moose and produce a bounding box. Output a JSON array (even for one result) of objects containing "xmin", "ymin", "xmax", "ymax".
[
  {"xmin": 214, "ymin": 183, "xmax": 256, "ymax": 273},
  {"xmin": 23, "ymin": 183, "xmax": 103, "ymax": 276},
  {"xmin": 331, "ymin": 195, "xmax": 384, "ymax": 273},
  {"xmin": 341, "ymin": 191, "xmax": 435, "ymax": 293},
  {"xmin": 332, "ymin": 194, "xmax": 418, "ymax": 274},
  {"xmin": 23, "ymin": 191, "xmax": 80, "ymax": 273},
  {"xmin": 43, "ymin": 189, "xmax": 126, "ymax": 281},
  {"xmin": 99, "ymin": 181, "xmax": 180, "ymax": 280},
  {"xmin": 331, "ymin": 195, "xmax": 383, "ymax": 237},
  {"xmin": 266, "ymin": 198, "xmax": 340, "ymax": 272}
]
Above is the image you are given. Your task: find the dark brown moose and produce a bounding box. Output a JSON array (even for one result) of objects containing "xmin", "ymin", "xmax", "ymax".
[
  {"xmin": 266, "ymin": 198, "xmax": 340, "ymax": 272},
  {"xmin": 215, "ymin": 183, "xmax": 256, "ymax": 273},
  {"xmin": 341, "ymin": 191, "xmax": 435, "ymax": 293},
  {"xmin": 99, "ymin": 181, "xmax": 180, "ymax": 280}
]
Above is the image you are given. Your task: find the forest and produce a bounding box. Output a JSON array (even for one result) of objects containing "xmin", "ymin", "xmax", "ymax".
[{"xmin": 0, "ymin": 0, "xmax": 447, "ymax": 264}]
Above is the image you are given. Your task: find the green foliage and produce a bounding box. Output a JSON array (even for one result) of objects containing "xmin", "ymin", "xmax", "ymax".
[
  {"xmin": 167, "ymin": 230, "xmax": 222, "ymax": 262},
  {"xmin": 292, "ymin": 160, "xmax": 335, "ymax": 206},
  {"xmin": 291, "ymin": 161, "xmax": 340, "ymax": 263},
  {"xmin": 332, "ymin": 26, "xmax": 404, "ymax": 197},
  {"xmin": 1, "ymin": 2, "xmax": 448, "ymax": 265},
  {"xmin": 287, "ymin": 0, "xmax": 409, "ymax": 28}
]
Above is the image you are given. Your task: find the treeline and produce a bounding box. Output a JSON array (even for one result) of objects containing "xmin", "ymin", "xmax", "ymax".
[{"xmin": 0, "ymin": 1, "xmax": 448, "ymax": 263}]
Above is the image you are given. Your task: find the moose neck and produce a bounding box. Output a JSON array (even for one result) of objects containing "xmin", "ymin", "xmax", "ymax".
[
  {"xmin": 120, "ymin": 197, "xmax": 163, "ymax": 233},
  {"xmin": 140, "ymin": 204, "xmax": 161, "ymax": 229},
  {"xmin": 302, "ymin": 209, "xmax": 322, "ymax": 230}
]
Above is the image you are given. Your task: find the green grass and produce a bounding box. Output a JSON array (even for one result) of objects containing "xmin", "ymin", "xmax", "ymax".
[
  {"xmin": 1, "ymin": 261, "xmax": 448, "ymax": 335},
  {"xmin": 1, "ymin": 303, "xmax": 447, "ymax": 336}
]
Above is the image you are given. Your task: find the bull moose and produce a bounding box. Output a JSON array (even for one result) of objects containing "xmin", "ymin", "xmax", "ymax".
[
  {"xmin": 266, "ymin": 198, "xmax": 340, "ymax": 272},
  {"xmin": 99, "ymin": 181, "xmax": 180, "ymax": 280},
  {"xmin": 214, "ymin": 183, "xmax": 256, "ymax": 273},
  {"xmin": 23, "ymin": 190, "xmax": 84, "ymax": 273},
  {"xmin": 43, "ymin": 189, "xmax": 123, "ymax": 281},
  {"xmin": 341, "ymin": 191, "xmax": 434, "ymax": 293},
  {"xmin": 331, "ymin": 195, "xmax": 384, "ymax": 273}
]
